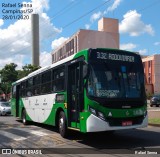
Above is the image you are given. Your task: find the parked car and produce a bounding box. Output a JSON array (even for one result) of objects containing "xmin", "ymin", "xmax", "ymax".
[
  {"xmin": 150, "ymin": 94, "xmax": 160, "ymax": 107},
  {"xmin": 0, "ymin": 102, "xmax": 11, "ymax": 116}
]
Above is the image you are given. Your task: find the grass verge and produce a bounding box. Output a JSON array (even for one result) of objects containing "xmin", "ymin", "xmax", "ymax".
[{"xmin": 149, "ymin": 118, "xmax": 160, "ymax": 125}]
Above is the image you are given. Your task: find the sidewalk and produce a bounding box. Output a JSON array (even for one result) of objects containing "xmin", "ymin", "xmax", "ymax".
[
  {"xmin": 148, "ymin": 110, "xmax": 160, "ymax": 127},
  {"xmin": 147, "ymin": 98, "xmax": 160, "ymax": 126},
  {"xmin": 148, "ymin": 110, "xmax": 160, "ymax": 119}
]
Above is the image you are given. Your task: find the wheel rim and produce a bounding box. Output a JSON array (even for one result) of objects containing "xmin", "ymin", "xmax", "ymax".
[
  {"xmin": 23, "ymin": 117, "xmax": 26, "ymax": 123},
  {"xmin": 23, "ymin": 112, "xmax": 26, "ymax": 123},
  {"xmin": 59, "ymin": 117, "xmax": 64, "ymax": 132}
]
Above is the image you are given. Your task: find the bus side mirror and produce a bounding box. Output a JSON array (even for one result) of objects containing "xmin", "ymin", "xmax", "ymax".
[{"xmin": 83, "ymin": 63, "xmax": 88, "ymax": 79}]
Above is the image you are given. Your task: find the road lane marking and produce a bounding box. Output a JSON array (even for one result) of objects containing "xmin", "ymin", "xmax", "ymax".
[
  {"xmin": 14, "ymin": 128, "xmax": 49, "ymax": 136},
  {"xmin": 30, "ymin": 130, "xmax": 48, "ymax": 136},
  {"xmin": 0, "ymin": 130, "xmax": 27, "ymax": 141}
]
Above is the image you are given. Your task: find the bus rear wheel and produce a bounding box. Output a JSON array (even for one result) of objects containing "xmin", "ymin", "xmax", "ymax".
[
  {"xmin": 59, "ymin": 111, "xmax": 68, "ymax": 138},
  {"xmin": 22, "ymin": 109, "xmax": 28, "ymax": 125}
]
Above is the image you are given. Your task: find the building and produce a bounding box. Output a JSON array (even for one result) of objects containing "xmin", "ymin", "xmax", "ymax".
[
  {"xmin": 142, "ymin": 54, "xmax": 160, "ymax": 95},
  {"xmin": 51, "ymin": 17, "xmax": 160, "ymax": 95},
  {"xmin": 51, "ymin": 18, "xmax": 119, "ymax": 63}
]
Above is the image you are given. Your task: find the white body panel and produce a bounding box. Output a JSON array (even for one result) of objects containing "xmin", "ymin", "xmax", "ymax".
[
  {"xmin": 22, "ymin": 93, "xmax": 56, "ymax": 123},
  {"xmin": 86, "ymin": 114, "xmax": 148, "ymax": 132}
]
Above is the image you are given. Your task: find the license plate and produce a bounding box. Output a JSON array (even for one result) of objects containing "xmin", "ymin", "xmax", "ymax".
[{"xmin": 122, "ymin": 121, "xmax": 132, "ymax": 126}]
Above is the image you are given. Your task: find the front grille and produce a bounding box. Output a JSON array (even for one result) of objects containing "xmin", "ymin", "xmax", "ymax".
[
  {"xmin": 104, "ymin": 102, "xmax": 145, "ymax": 109},
  {"xmin": 106, "ymin": 116, "xmax": 144, "ymax": 126}
]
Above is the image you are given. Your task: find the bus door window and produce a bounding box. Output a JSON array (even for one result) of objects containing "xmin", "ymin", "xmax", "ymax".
[
  {"xmin": 68, "ymin": 63, "xmax": 81, "ymax": 123},
  {"xmin": 71, "ymin": 66, "xmax": 78, "ymax": 121},
  {"xmin": 14, "ymin": 85, "xmax": 20, "ymax": 117}
]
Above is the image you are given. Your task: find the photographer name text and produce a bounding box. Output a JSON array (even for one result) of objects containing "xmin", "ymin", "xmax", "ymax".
[{"xmin": 1, "ymin": 3, "xmax": 33, "ymax": 20}]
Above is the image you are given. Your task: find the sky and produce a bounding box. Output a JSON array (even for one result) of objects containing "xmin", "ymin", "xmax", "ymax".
[{"xmin": 0, "ymin": 0, "xmax": 160, "ymax": 69}]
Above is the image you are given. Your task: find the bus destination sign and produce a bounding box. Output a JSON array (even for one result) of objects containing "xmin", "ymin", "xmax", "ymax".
[{"xmin": 90, "ymin": 51, "xmax": 135, "ymax": 62}]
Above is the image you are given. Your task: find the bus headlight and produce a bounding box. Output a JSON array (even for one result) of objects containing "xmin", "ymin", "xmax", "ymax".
[
  {"xmin": 89, "ymin": 106, "xmax": 105, "ymax": 121},
  {"xmin": 89, "ymin": 107, "xmax": 96, "ymax": 115},
  {"xmin": 97, "ymin": 111, "xmax": 105, "ymax": 121}
]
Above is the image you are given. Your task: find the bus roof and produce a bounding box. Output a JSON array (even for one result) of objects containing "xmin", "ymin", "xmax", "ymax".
[
  {"xmin": 14, "ymin": 53, "xmax": 76, "ymax": 84},
  {"xmin": 13, "ymin": 48, "xmax": 140, "ymax": 85}
]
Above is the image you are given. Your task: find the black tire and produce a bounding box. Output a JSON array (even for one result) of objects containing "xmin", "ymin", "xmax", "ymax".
[
  {"xmin": 22, "ymin": 109, "xmax": 28, "ymax": 125},
  {"xmin": 59, "ymin": 111, "xmax": 68, "ymax": 138}
]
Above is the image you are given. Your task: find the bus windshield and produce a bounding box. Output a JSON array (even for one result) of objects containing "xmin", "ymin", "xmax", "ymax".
[{"xmin": 87, "ymin": 61, "xmax": 144, "ymax": 99}]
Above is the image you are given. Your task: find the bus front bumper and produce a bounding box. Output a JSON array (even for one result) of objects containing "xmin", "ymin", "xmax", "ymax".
[{"xmin": 86, "ymin": 113, "xmax": 148, "ymax": 132}]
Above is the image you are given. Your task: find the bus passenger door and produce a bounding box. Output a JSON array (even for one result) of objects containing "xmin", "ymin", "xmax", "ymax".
[
  {"xmin": 67, "ymin": 62, "xmax": 83, "ymax": 128},
  {"xmin": 15, "ymin": 85, "xmax": 20, "ymax": 117}
]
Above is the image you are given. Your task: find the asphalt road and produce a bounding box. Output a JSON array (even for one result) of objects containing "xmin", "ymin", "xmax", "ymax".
[{"xmin": 0, "ymin": 116, "xmax": 160, "ymax": 157}]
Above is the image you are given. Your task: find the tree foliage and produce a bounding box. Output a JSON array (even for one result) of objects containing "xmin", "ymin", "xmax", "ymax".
[
  {"xmin": 0, "ymin": 63, "xmax": 18, "ymax": 95},
  {"xmin": 0, "ymin": 63, "xmax": 41, "ymax": 95},
  {"xmin": 17, "ymin": 64, "xmax": 41, "ymax": 79},
  {"xmin": 0, "ymin": 63, "xmax": 18, "ymax": 83}
]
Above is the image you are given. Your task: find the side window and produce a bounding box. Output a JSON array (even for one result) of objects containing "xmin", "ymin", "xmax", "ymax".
[
  {"xmin": 33, "ymin": 75, "xmax": 41, "ymax": 95},
  {"xmin": 41, "ymin": 70, "xmax": 51, "ymax": 94},
  {"xmin": 52, "ymin": 67, "xmax": 65, "ymax": 92},
  {"xmin": 12, "ymin": 85, "xmax": 16, "ymax": 98},
  {"xmin": 20, "ymin": 81, "xmax": 26, "ymax": 97},
  {"xmin": 26, "ymin": 78, "xmax": 33, "ymax": 97}
]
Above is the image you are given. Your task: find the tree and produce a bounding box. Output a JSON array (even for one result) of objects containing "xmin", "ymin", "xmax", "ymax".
[
  {"xmin": 0, "ymin": 63, "xmax": 18, "ymax": 83},
  {"xmin": 17, "ymin": 64, "xmax": 41, "ymax": 79},
  {"xmin": 0, "ymin": 63, "xmax": 41, "ymax": 98},
  {"xmin": 0, "ymin": 63, "xmax": 18, "ymax": 95}
]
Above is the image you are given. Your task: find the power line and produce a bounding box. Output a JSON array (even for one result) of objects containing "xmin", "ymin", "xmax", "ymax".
[
  {"xmin": 1, "ymin": 0, "xmax": 160, "ymax": 58},
  {"xmin": 0, "ymin": 0, "xmax": 113, "ymax": 57},
  {"xmin": 33, "ymin": 0, "xmax": 160, "ymax": 46},
  {"xmin": 50, "ymin": 0, "xmax": 81, "ymax": 20},
  {"xmin": 62, "ymin": 0, "xmax": 112, "ymax": 29},
  {"xmin": 119, "ymin": 0, "xmax": 160, "ymax": 22},
  {"xmin": 0, "ymin": 0, "xmax": 82, "ymax": 53}
]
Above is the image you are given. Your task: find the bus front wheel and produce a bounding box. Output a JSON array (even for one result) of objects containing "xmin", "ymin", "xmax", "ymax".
[
  {"xmin": 59, "ymin": 111, "xmax": 68, "ymax": 138},
  {"xmin": 22, "ymin": 109, "xmax": 28, "ymax": 125}
]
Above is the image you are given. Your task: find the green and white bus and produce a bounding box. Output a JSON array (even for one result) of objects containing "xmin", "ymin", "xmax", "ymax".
[{"xmin": 11, "ymin": 48, "xmax": 148, "ymax": 137}]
